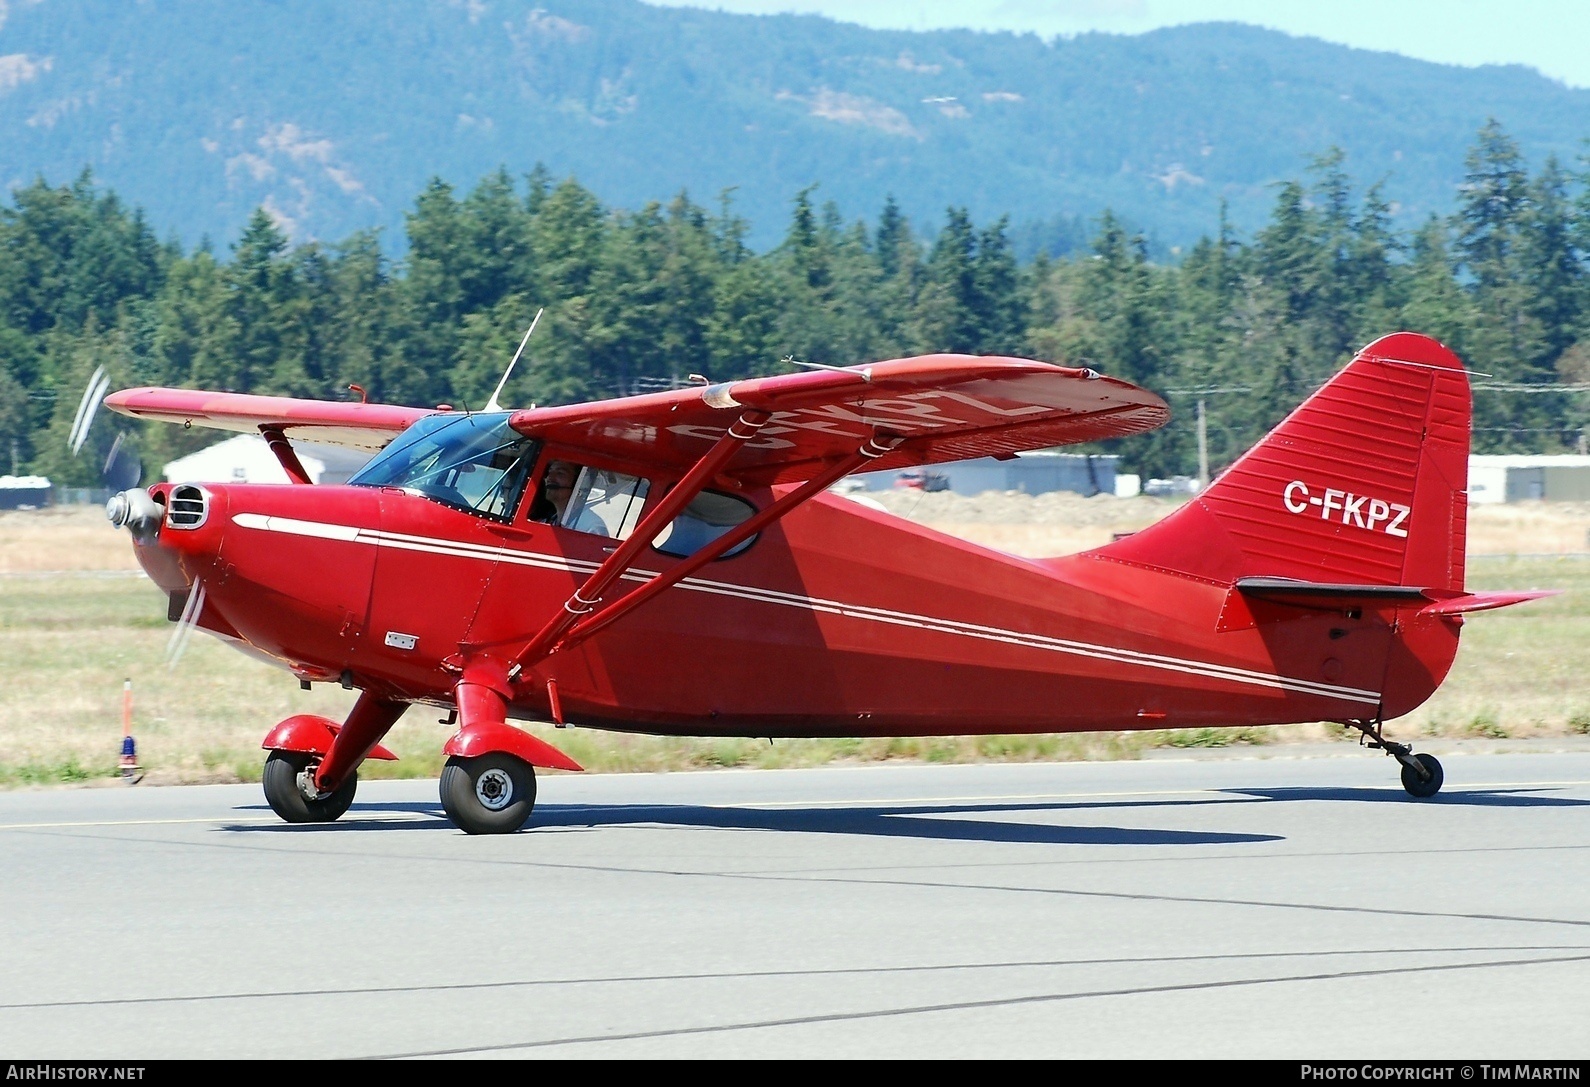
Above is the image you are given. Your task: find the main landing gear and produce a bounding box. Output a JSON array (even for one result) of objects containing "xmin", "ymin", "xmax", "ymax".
[
  {"xmin": 439, "ymin": 753, "xmax": 537, "ymax": 835},
  {"xmin": 258, "ymin": 682, "xmax": 565, "ymax": 833},
  {"xmin": 1349, "ymin": 718, "xmax": 1444, "ymax": 798},
  {"xmin": 259, "ymin": 744, "xmax": 541, "ymax": 833}
]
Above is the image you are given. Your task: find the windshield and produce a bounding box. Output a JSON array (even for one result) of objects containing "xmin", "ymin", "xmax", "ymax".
[{"xmin": 349, "ymin": 412, "xmax": 537, "ymax": 520}]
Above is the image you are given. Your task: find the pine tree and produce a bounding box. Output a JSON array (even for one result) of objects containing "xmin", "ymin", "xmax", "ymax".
[
  {"xmin": 223, "ymin": 208, "xmax": 298, "ymax": 394},
  {"xmin": 0, "ymin": 323, "xmax": 37, "ymax": 472},
  {"xmin": 457, "ymin": 168, "xmax": 536, "ymax": 315},
  {"xmin": 913, "ymin": 207, "xmax": 980, "ymax": 354},
  {"xmin": 401, "ymin": 178, "xmax": 467, "ymax": 385},
  {"xmin": 1076, "ymin": 210, "xmax": 1164, "ymax": 387},
  {"xmin": 1400, "ymin": 216, "xmax": 1473, "ymax": 359},
  {"xmin": 1456, "ymin": 120, "xmax": 1546, "ymax": 447},
  {"xmin": 1519, "ymin": 156, "xmax": 1580, "ymax": 367}
]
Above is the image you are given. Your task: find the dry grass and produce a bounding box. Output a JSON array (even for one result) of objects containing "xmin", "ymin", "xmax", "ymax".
[
  {"xmin": 1, "ymin": 496, "xmax": 1585, "ymax": 788},
  {"xmin": 0, "ymin": 506, "xmax": 141, "ymax": 573},
  {"xmin": 856, "ymin": 489, "xmax": 1590, "ymax": 559}
]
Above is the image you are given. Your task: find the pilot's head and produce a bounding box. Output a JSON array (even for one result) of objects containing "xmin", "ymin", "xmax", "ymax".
[{"xmin": 542, "ymin": 461, "xmax": 579, "ymax": 512}]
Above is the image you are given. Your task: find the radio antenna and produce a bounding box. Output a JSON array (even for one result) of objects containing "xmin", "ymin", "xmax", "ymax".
[
  {"xmin": 484, "ymin": 307, "xmax": 544, "ymax": 413},
  {"xmin": 784, "ymin": 355, "xmax": 873, "ymax": 382}
]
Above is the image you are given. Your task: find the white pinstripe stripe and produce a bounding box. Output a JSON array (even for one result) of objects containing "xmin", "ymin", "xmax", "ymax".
[
  {"xmin": 232, "ymin": 513, "xmax": 1383, "ymax": 706},
  {"xmin": 665, "ymin": 575, "xmax": 1379, "ymax": 703}
]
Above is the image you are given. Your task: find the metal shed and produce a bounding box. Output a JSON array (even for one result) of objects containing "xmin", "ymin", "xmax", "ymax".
[
  {"xmin": 851, "ymin": 451, "xmax": 1120, "ymax": 497},
  {"xmin": 1467, "ymin": 455, "xmax": 1590, "ymax": 503}
]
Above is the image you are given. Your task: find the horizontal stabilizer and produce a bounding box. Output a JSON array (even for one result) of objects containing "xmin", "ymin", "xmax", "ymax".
[
  {"xmin": 1236, "ymin": 577, "xmax": 1431, "ymax": 606},
  {"xmin": 1221, "ymin": 577, "xmax": 1555, "ymax": 631},
  {"xmin": 1418, "ymin": 590, "xmax": 1557, "ymax": 616}
]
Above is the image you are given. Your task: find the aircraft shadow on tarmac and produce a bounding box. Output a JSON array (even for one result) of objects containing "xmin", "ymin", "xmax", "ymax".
[
  {"xmin": 230, "ymin": 800, "xmax": 1274, "ymax": 845},
  {"xmin": 1221, "ymin": 785, "xmax": 1590, "ymax": 807},
  {"xmin": 229, "ymin": 795, "xmax": 1294, "ymax": 845},
  {"xmin": 228, "ymin": 781, "xmax": 1590, "ymax": 843}
]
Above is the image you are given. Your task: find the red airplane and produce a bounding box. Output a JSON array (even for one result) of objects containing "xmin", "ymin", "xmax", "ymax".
[{"xmin": 97, "ymin": 331, "xmax": 1550, "ymax": 833}]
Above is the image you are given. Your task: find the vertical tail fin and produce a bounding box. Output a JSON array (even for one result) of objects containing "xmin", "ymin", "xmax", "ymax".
[{"xmin": 1096, "ymin": 333, "xmax": 1471, "ymax": 590}]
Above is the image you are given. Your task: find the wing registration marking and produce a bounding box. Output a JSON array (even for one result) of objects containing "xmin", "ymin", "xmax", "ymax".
[{"xmin": 668, "ymin": 388, "xmax": 1059, "ymax": 447}]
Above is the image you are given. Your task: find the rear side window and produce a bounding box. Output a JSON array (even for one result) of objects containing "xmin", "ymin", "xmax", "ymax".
[{"xmin": 654, "ymin": 490, "xmax": 757, "ymax": 559}]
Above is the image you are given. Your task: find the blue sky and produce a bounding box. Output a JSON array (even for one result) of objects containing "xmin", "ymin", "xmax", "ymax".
[{"xmin": 645, "ymin": 1, "xmax": 1590, "ymax": 88}]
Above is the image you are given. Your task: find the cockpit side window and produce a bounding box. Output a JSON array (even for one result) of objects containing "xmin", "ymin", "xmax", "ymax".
[
  {"xmin": 529, "ymin": 458, "xmax": 650, "ymax": 539},
  {"xmin": 349, "ymin": 412, "xmax": 538, "ymax": 521},
  {"xmin": 566, "ymin": 467, "xmax": 650, "ymax": 538}
]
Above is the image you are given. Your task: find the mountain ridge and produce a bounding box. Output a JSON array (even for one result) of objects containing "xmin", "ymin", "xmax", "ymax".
[{"xmin": 2, "ymin": 0, "xmax": 1587, "ymax": 251}]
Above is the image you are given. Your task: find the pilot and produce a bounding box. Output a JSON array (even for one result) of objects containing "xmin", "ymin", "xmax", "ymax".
[
  {"xmin": 532, "ymin": 459, "xmax": 576, "ymax": 522},
  {"xmin": 533, "ymin": 459, "xmax": 609, "ymax": 535}
]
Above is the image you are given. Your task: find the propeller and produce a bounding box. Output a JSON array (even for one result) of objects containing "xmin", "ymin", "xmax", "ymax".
[
  {"xmin": 75, "ymin": 370, "xmax": 192, "ymax": 670},
  {"xmin": 165, "ymin": 579, "xmax": 207, "ymax": 670},
  {"xmin": 102, "ymin": 432, "xmax": 142, "ymax": 491},
  {"xmin": 68, "ymin": 366, "xmax": 111, "ymax": 456},
  {"xmin": 69, "ymin": 365, "xmax": 145, "ymax": 495}
]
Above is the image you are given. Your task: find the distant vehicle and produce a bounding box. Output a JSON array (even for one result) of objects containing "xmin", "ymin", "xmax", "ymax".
[
  {"xmin": 1143, "ymin": 476, "xmax": 1201, "ymax": 497},
  {"xmin": 894, "ymin": 468, "xmax": 949, "ymax": 492}
]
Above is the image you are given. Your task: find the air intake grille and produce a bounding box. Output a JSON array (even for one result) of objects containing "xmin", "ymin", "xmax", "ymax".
[{"xmin": 166, "ymin": 485, "xmax": 208, "ymax": 529}]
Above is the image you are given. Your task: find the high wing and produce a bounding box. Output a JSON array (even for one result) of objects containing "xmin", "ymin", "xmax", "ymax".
[
  {"xmin": 509, "ymin": 355, "xmax": 1168, "ymax": 485},
  {"xmin": 104, "ymin": 388, "xmax": 434, "ymax": 453},
  {"xmin": 106, "ymin": 356, "xmax": 1168, "ymax": 475}
]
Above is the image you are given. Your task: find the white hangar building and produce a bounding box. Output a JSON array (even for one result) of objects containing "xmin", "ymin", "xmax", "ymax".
[{"xmin": 162, "ymin": 434, "xmax": 372, "ymax": 486}]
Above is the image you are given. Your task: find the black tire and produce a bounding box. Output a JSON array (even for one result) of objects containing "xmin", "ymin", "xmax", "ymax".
[
  {"xmin": 1400, "ymin": 752, "xmax": 1444, "ymax": 799},
  {"xmin": 262, "ymin": 750, "xmax": 358, "ymax": 823},
  {"xmin": 439, "ymin": 753, "xmax": 536, "ymax": 834}
]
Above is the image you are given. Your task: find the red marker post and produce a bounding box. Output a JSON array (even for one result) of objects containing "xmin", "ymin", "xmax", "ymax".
[{"xmin": 119, "ymin": 679, "xmax": 142, "ymax": 784}]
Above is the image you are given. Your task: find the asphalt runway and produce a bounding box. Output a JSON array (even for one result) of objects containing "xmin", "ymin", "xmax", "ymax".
[{"xmin": 1, "ymin": 750, "xmax": 1588, "ymax": 1059}]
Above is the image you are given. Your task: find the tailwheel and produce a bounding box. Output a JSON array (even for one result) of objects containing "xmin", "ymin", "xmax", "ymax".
[
  {"xmin": 1399, "ymin": 752, "xmax": 1444, "ymax": 799},
  {"xmin": 1347, "ymin": 718, "xmax": 1444, "ymax": 799},
  {"xmin": 262, "ymin": 750, "xmax": 358, "ymax": 823},
  {"xmin": 439, "ymin": 753, "xmax": 537, "ymax": 834}
]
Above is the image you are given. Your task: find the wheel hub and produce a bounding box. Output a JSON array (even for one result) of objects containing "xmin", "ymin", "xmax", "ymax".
[{"xmin": 475, "ymin": 767, "xmax": 514, "ymax": 811}]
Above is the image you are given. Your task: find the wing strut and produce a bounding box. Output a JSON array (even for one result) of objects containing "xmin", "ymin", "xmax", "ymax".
[
  {"xmin": 512, "ymin": 410, "xmax": 773, "ymax": 668},
  {"xmin": 259, "ymin": 425, "xmax": 313, "ymax": 485},
  {"xmin": 552, "ymin": 430, "xmax": 903, "ymax": 655}
]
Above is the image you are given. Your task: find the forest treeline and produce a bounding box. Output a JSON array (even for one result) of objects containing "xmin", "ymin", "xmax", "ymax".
[{"xmin": 2, "ymin": 119, "xmax": 1587, "ymax": 487}]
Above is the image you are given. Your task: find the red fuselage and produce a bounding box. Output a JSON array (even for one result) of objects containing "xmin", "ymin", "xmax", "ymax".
[{"xmin": 132, "ymin": 479, "xmax": 1460, "ymax": 738}]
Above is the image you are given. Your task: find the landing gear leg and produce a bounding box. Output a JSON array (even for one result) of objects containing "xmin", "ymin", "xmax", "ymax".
[
  {"xmin": 1348, "ymin": 718, "xmax": 1444, "ymax": 798},
  {"xmin": 258, "ymin": 693, "xmax": 407, "ymax": 826}
]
